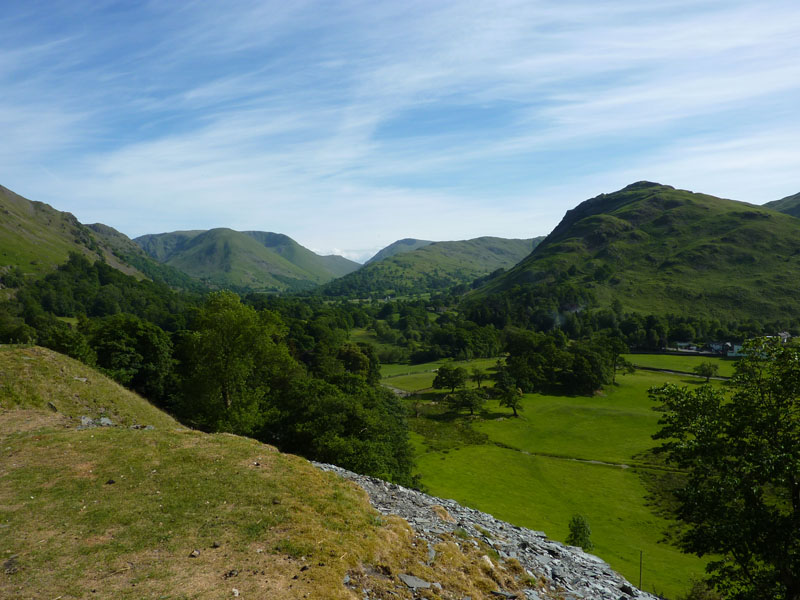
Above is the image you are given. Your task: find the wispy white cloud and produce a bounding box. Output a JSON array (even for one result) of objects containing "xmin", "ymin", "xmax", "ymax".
[{"xmin": 0, "ymin": 1, "xmax": 798, "ymax": 256}]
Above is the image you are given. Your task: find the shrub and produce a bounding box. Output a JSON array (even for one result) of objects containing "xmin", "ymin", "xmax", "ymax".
[{"xmin": 565, "ymin": 514, "xmax": 594, "ymax": 551}]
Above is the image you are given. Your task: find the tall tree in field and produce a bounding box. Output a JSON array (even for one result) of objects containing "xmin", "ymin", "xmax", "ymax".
[
  {"xmin": 650, "ymin": 337, "xmax": 800, "ymax": 600},
  {"xmin": 692, "ymin": 361, "xmax": 719, "ymax": 382},
  {"xmin": 433, "ymin": 364, "xmax": 468, "ymax": 393},
  {"xmin": 446, "ymin": 388, "xmax": 485, "ymax": 415},
  {"xmin": 470, "ymin": 367, "xmax": 487, "ymax": 388},
  {"xmin": 499, "ymin": 386, "xmax": 523, "ymax": 417}
]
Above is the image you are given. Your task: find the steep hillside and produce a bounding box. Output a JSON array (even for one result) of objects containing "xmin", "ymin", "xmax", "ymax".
[
  {"xmin": 764, "ymin": 191, "xmax": 800, "ymax": 218},
  {"xmin": 365, "ymin": 238, "xmax": 434, "ymax": 265},
  {"xmin": 87, "ymin": 224, "xmax": 204, "ymax": 291},
  {"xmin": 241, "ymin": 231, "xmax": 360, "ymax": 278},
  {"xmin": 135, "ymin": 229, "xmax": 359, "ymax": 292},
  {"xmin": 478, "ymin": 182, "xmax": 800, "ymax": 320},
  {"xmin": 321, "ymin": 237, "xmax": 541, "ymax": 298},
  {"xmin": 0, "ymin": 185, "xmax": 139, "ymax": 281},
  {"xmin": 0, "ymin": 346, "xmax": 596, "ymax": 599}
]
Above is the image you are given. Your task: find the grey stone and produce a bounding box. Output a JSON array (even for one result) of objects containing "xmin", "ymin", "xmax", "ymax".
[
  {"xmin": 620, "ymin": 582, "xmax": 637, "ymax": 596},
  {"xmin": 98, "ymin": 417, "xmax": 114, "ymax": 427},
  {"xmin": 398, "ymin": 573, "xmax": 431, "ymax": 589},
  {"xmin": 426, "ymin": 543, "xmax": 436, "ymax": 565},
  {"xmin": 313, "ymin": 462, "xmax": 657, "ymax": 600}
]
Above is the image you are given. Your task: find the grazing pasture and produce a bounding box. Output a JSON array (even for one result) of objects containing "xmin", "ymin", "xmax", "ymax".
[
  {"xmin": 394, "ymin": 362, "xmax": 716, "ymax": 598},
  {"xmin": 623, "ymin": 353, "xmax": 735, "ymax": 377}
]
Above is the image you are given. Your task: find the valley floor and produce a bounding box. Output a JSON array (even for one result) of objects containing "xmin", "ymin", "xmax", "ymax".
[{"xmin": 383, "ymin": 359, "xmax": 714, "ymax": 599}]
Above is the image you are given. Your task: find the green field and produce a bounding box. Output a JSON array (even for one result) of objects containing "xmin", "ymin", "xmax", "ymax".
[
  {"xmin": 397, "ymin": 364, "xmax": 712, "ymax": 598},
  {"xmin": 381, "ymin": 358, "xmax": 499, "ymax": 392},
  {"xmin": 348, "ymin": 326, "xmax": 407, "ymax": 357},
  {"xmin": 624, "ymin": 353, "xmax": 736, "ymax": 378},
  {"xmin": 474, "ymin": 370, "xmax": 690, "ymax": 465},
  {"xmin": 416, "ymin": 445, "xmax": 701, "ymax": 598}
]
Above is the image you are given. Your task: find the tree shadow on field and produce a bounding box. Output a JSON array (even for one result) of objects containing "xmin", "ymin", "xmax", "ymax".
[{"xmin": 479, "ymin": 408, "xmax": 521, "ymax": 420}]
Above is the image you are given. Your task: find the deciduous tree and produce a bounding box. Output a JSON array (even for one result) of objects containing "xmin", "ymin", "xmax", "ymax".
[
  {"xmin": 650, "ymin": 337, "xmax": 800, "ymax": 600},
  {"xmin": 470, "ymin": 367, "xmax": 487, "ymax": 388},
  {"xmin": 446, "ymin": 388, "xmax": 485, "ymax": 415},
  {"xmin": 178, "ymin": 291, "xmax": 297, "ymax": 435},
  {"xmin": 692, "ymin": 361, "xmax": 719, "ymax": 382},
  {"xmin": 499, "ymin": 386, "xmax": 523, "ymax": 417},
  {"xmin": 433, "ymin": 364, "xmax": 468, "ymax": 393}
]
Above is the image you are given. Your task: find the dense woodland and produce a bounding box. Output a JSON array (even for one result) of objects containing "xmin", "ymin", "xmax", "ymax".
[{"xmin": 0, "ymin": 253, "xmax": 413, "ymax": 484}]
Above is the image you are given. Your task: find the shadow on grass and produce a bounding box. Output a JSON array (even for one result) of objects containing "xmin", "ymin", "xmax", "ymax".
[{"xmin": 479, "ymin": 409, "xmax": 521, "ymax": 420}]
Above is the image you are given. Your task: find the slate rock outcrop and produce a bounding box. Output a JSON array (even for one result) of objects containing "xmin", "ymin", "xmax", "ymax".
[{"xmin": 314, "ymin": 462, "xmax": 659, "ymax": 600}]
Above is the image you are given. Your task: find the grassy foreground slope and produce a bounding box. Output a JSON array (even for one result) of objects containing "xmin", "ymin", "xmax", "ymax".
[
  {"xmin": 0, "ymin": 347, "xmax": 544, "ymax": 599},
  {"xmin": 323, "ymin": 236, "xmax": 542, "ymax": 297},
  {"xmin": 477, "ymin": 182, "xmax": 800, "ymax": 320}
]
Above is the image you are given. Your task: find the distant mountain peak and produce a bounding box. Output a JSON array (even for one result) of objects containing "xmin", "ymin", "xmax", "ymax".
[
  {"xmin": 365, "ymin": 238, "xmax": 434, "ymax": 265},
  {"xmin": 474, "ymin": 183, "xmax": 800, "ymax": 321},
  {"xmin": 620, "ymin": 181, "xmax": 672, "ymax": 192},
  {"xmin": 323, "ymin": 236, "xmax": 542, "ymax": 297},
  {"xmin": 134, "ymin": 228, "xmax": 359, "ymax": 292}
]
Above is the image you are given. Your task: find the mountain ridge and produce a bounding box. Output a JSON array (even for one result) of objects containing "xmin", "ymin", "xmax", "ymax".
[
  {"xmin": 321, "ymin": 236, "xmax": 542, "ymax": 297},
  {"xmin": 365, "ymin": 238, "xmax": 434, "ymax": 265},
  {"xmin": 764, "ymin": 191, "xmax": 800, "ymax": 217},
  {"xmin": 134, "ymin": 228, "xmax": 360, "ymax": 292},
  {"xmin": 475, "ymin": 182, "xmax": 800, "ymax": 320},
  {"xmin": 0, "ymin": 184, "xmax": 144, "ymax": 281}
]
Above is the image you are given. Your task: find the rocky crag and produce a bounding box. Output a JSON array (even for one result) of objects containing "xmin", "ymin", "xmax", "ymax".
[{"xmin": 315, "ymin": 462, "xmax": 659, "ymax": 600}]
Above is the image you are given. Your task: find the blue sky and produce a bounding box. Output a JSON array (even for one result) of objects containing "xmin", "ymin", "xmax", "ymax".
[{"xmin": 2, "ymin": 1, "xmax": 799, "ymax": 262}]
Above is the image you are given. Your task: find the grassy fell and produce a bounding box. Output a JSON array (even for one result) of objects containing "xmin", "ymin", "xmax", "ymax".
[
  {"xmin": 323, "ymin": 237, "xmax": 542, "ymax": 298},
  {"xmin": 0, "ymin": 185, "xmax": 146, "ymax": 281},
  {"xmin": 0, "ymin": 347, "xmax": 551, "ymax": 599},
  {"xmin": 134, "ymin": 228, "xmax": 359, "ymax": 292},
  {"xmin": 477, "ymin": 182, "xmax": 800, "ymax": 320}
]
